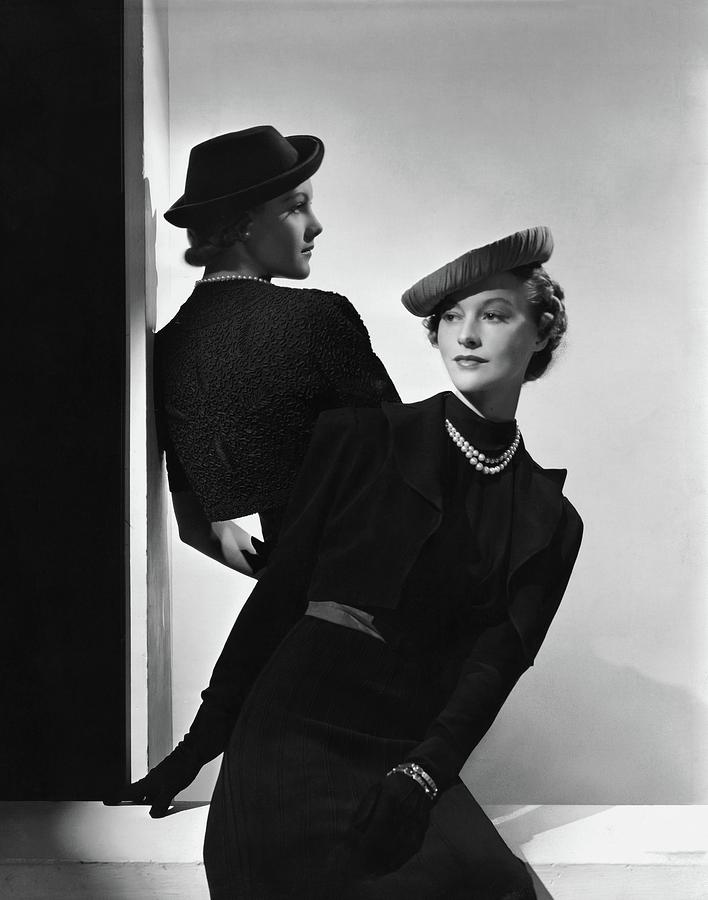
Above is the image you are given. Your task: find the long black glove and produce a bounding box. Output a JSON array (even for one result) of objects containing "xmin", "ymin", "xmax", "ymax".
[
  {"xmin": 103, "ymin": 675, "xmax": 238, "ymax": 815},
  {"xmin": 103, "ymin": 742, "xmax": 202, "ymax": 818},
  {"xmin": 346, "ymin": 772, "xmax": 434, "ymax": 875}
]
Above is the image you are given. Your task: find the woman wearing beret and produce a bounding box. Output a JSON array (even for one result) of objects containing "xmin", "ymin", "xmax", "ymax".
[
  {"xmin": 199, "ymin": 227, "xmax": 583, "ymax": 899},
  {"xmin": 115, "ymin": 126, "xmax": 399, "ymax": 815}
]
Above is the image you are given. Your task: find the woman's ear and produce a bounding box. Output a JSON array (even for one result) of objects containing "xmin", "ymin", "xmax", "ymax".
[
  {"xmin": 535, "ymin": 311, "xmax": 554, "ymax": 349},
  {"xmin": 220, "ymin": 213, "xmax": 252, "ymax": 245},
  {"xmin": 237, "ymin": 214, "xmax": 254, "ymax": 242}
]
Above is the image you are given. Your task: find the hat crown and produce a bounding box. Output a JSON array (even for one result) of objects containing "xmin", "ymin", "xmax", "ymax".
[
  {"xmin": 183, "ymin": 126, "xmax": 300, "ymax": 204},
  {"xmin": 401, "ymin": 226, "xmax": 554, "ymax": 317},
  {"xmin": 164, "ymin": 125, "xmax": 324, "ymax": 227}
]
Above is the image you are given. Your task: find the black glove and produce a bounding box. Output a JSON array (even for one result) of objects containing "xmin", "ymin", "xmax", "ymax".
[
  {"xmin": 347, "ymin": 772, "xmax": 434, "ymax": 875},
  {"xmin": 242, "ymin": 536, "xmax": 272, "ymax": 575},
  {"xmin": 103, "ymin": 743, "xmax": 202, "ymax": 818}
]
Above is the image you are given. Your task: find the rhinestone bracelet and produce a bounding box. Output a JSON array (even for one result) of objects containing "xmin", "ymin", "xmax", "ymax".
[{"xmin": 387, "ymin": 762, "xmax": 438, "ymax": 801}]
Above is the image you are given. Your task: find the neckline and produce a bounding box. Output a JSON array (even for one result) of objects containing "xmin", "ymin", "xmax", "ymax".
[
  {"xmin": 444, "ymin": 392, "xmax": 518, "ymax": 453},
  {"xmin": 196, "ymin": 273, "xmax": 271, "ymax": 287}
]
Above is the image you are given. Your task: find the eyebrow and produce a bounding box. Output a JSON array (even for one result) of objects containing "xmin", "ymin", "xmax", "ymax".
[
  {"xmin": 480, "ymin": 296, "xmax": 514, "ymax": 307},
  {"xmin": 450, "ymin": 296, "xmax": 515, "ymax": 310},
  {"xmin": 280, "ymin": 191, "xmax": 308, "ymax": 205}
]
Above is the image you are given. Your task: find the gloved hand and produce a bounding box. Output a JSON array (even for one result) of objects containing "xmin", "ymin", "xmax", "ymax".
[
  {"xmin": 103, "ymin": 744, "xmax": 202, "ymax": 818},
  {"xmin": 347, "ymin": 771, "xmax": 434, "ymax": 875}
]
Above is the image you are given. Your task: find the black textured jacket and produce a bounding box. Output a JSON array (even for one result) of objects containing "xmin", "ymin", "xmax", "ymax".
[
  {"xmin": 155, "ymin": 281, "xmax": 399, "ymax": 522},
  {"xmin": 185, "ymin": 394, "xmax": 583, "ymax": 787}
]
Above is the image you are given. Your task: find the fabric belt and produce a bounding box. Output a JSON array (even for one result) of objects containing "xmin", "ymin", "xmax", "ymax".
[{"xmin": 305, "ymin": 601, "xmax": 386, "ymax": 642}]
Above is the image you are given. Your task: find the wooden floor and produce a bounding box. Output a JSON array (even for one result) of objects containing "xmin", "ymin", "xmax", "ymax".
[{"xmin": 1, "ymin": 802, "xmax": 707, "ymax": 898}]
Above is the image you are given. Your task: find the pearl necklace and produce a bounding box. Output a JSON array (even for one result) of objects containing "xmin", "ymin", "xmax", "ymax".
[
  {"xmin": 196, "ymin": 273, "xmax": 271, "ymax": 286},
  {"xmin": 445, "ymin": 418, "xmax": 521, "ymax": 475}
]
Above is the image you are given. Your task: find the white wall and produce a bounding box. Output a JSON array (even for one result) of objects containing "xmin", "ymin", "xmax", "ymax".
[
  {"xmin": 126, "ymin": 0, "xmax": 175, "ymax": 777},
  {"xmin": 142, "ymin": 0, "xmax": 175, "ymax": 768},
  {"xmin": 153, "ymin": 0, "xmax": 708, "ymax": 802}
]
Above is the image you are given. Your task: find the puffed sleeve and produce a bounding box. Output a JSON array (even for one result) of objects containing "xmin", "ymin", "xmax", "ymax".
[
  {"xmin": 159, "ymin": 426, "xmax": 191, "ymax": 493},
  {"xmin": 305, "ymin": 290, "xmax": 400, "ymax": 405},
  {"xmin": 406, "ymin": 504, "xmax": 583, "ymax": 791},
  {"xmin": 153, "ymin": 336, "xmax": 191, "ymax": 493}
]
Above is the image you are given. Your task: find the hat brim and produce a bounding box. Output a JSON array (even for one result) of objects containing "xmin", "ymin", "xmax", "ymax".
[
  {"xmin": 164, "ymin": 134, "xmax": 324, "ymax": 228},
  {"xmin": 401, "ymin": 226, "xmax": 554, "ymax": 317}
]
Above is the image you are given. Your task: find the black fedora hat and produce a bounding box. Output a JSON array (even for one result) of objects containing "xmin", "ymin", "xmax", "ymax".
[{"xmin": 164, "ymin": 125, "xmax": 324, "ymax": 228}]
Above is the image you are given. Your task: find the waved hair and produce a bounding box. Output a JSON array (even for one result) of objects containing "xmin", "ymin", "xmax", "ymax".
[
  {"xmin": 422, "ymin": 263, "xmax": 567, "ymax": 382},
  {"xmin": 183, "ymin": 204, "xmax": 264, "ymax": 267}
]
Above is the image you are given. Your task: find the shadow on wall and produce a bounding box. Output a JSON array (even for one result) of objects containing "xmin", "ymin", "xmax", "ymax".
[{"xmin": 464, "ymin": 647, "xmax": 706, "ymax": 804}]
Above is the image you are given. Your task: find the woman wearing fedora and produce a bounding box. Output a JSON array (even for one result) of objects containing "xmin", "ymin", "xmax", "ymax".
[
  {"xmin": 197, "ymin": 227, "xmax": 583, "ymax": 899},
  {"xmin": 115, "ymin": 126, "xmax": 399, "ymax": 815},
  {"xmin": 156, "ymin": 125, "xmax": 398, "ymax": 571}
]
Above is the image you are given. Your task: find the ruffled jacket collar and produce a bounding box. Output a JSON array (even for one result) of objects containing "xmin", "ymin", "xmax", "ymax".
[{"xmin": 384, "ymin": 392, "xmax": 567, "ymax": 584}]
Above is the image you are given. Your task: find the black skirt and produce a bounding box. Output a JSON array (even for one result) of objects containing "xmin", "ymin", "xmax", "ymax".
[{"xmin": 203, "ymin": 616, "xmax": 532, "ymax": 900}]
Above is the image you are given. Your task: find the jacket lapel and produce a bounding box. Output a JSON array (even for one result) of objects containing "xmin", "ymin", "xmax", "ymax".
[
  {"xmin": 507, "ymin": 447, "xmax": 567, "ymax": 583},
  {"xmin": 382, "ymin": 393, "xmax": 449, "ymax": 513},
  {"xmin": 384, "ymin": 393, "xmax": 568, "ymax": 584},
  {"xmin": 381, "ymin": 391, "xmax": 570, "ymax": 613}
]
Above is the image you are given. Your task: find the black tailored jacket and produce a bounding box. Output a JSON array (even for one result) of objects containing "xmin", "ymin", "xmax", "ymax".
[
  {"xmin": 155, "ymin": 283, "xmax": 399, "ymax": 523},
  {"xmin": 187, "ymin": 393, "xmax": 584, "ymax": 785}
]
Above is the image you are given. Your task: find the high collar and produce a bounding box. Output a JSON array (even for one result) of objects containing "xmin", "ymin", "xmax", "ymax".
[
  {"xmin": 445, "ymin": 392, "xmax": 518, "ymax": 453},
  {"xmin": 381, "ymin": 393, "xmax": 568, "ymax": 578}
]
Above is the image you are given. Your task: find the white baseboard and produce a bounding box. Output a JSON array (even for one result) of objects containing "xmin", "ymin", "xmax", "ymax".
[
  {"xmin": 1, "ymin": 803, "xmax": 707, "ymax": 899},
  {"xmin": 0, "ymin": 863, "xmax": 209, "ymax": 900}
]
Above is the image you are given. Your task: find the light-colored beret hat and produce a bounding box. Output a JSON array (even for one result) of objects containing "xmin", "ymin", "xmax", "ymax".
[{"xmin": 401, "ymin": 226, "xmax": 554, "ymax": 317}]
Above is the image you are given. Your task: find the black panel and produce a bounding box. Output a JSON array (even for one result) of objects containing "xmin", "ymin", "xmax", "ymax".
[{"xmin": 0, "ymin": 0, "xmax": 127, "ymax": 797}]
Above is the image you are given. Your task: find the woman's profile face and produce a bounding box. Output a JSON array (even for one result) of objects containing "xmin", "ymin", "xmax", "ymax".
[
  {"xmin": 246, "ymin": 179, "xmax": 323, "ymax": 279},
  {"xmin": 435, "ymin": 272, "xmax": 548, "ymax": 411}
]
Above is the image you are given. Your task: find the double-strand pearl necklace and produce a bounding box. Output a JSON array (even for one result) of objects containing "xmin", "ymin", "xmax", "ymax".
[
  {"xmin": 445, "ymin": 418, "xmax": 521, "ymax": 476},
  {"xmin": 195, "ymin": 273, "xmax": 271, "ymax": 286}
]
